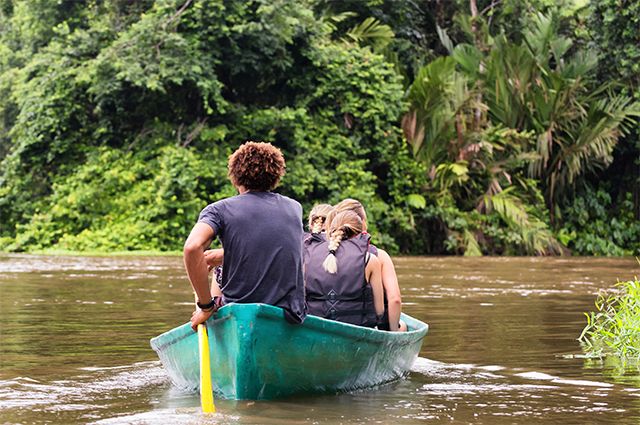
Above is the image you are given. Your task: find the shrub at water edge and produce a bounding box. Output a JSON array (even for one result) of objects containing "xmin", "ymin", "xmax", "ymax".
[{"xmin": 580, "ymin": 277, "xmax": 640, "ymax": 363}]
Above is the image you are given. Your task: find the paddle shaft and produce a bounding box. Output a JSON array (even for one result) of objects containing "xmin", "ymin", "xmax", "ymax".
[{"xmin": 197, "ymin": 323, "xmax": 215, "ymax": 413}]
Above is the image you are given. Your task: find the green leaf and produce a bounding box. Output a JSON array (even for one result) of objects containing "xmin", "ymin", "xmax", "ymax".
[{"xmin": 406, "ymin": 194, "xmax": 426, "ymax": 210}]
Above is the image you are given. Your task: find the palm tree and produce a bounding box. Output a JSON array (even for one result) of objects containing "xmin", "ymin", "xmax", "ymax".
[
  {"xmin": 458, "ymin": 12, "xmax": 640, "ymax": 221},
  {"xmin": 404, "ymin": 11, "xmax": 639, "ymax": 255},
  {"xmin": 404, "ymin": 55, "xmax": 558, "ymax": 255}
]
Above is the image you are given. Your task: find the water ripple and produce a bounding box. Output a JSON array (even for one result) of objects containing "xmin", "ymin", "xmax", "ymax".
[{"xmin": 0, "ymin": 361, "xmax": 169, "ymax": 411}]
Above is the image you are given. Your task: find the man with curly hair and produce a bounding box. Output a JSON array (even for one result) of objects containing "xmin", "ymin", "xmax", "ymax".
[{"xmin": 184, "ymin": 141, "xmax": 306, "ymax": 330}]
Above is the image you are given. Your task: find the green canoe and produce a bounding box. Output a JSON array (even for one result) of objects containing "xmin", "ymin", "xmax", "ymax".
[{"xmin": 150, "ymin": 303, "xmax": 428, "ymax": 400}]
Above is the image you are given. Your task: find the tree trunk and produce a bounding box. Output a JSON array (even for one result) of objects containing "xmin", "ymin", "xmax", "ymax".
[
  {"xmin": 470, "ymin": 0, "xmax": 478, "ymax": 20},
  {"xmin": 469, "ymin": 0, "xmax": 483, "ymax": 131},
  {"xmin": 635, "ymin": 154, "xmax": 640, "ymax": 220}
]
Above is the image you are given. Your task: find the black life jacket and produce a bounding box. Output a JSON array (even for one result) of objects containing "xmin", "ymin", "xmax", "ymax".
[{"xmin": 303, "ymin": 233, "xmax": 377, "ymax": 327}]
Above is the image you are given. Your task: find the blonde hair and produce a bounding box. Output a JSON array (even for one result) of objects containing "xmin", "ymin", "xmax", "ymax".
[
  {"xmin": 308, "ymin": 203, "xmax": 333, "ymax": 234},
  {"xmin": 322, "ymin": 210, "xmax": 364, "ymax": 274},
  {"xmin": 324, "ymin": 198, "xmax": 368, "ymax": 234}
]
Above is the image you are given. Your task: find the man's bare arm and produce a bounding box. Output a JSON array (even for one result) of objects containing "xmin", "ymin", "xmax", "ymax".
[{"xmin": 183, "ymin": 222, "xmax": 215, "ymax": 305}]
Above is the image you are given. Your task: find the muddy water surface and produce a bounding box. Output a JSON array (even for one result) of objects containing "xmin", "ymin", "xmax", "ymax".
[{"xmin": 0, "ymin": 255, "xmax": 639, "ymax": 424}]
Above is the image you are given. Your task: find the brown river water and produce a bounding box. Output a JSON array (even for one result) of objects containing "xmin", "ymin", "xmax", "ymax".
[{"xmin": 1, "ymin": 254, "xmax": 639, "ymax": 424}]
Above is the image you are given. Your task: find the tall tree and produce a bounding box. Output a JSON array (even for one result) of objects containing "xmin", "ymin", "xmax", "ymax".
[
  {"xmin": 404, "ymin": 11, "xmax": 639, "ymax": 254},
  {"xmin": 588, "ymin": 0, "xmax": 640, "ymax": 219}
]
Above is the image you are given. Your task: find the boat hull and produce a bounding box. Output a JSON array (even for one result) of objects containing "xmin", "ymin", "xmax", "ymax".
[{"xmin": 150, "ymin": 303, "xmax": 428, "ymax": 400}]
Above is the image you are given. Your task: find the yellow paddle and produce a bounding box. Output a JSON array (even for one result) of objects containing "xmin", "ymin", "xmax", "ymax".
[{"xmin": 197, "ymin": 323, "xmax": 216, "ymax": 413}]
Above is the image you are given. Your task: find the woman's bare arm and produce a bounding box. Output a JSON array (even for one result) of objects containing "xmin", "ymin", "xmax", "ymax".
[
  {"xmin": 204, "ymin": 248, "xmax": 224, "ymax": 269},
  {"xmin": 378, "ymin": 249, "xmax": 401, "ymax": 332}
]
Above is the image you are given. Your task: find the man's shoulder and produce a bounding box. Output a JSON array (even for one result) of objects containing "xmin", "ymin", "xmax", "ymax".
[
  {"xmin": 202, "ymin": 196, "xmax": 233, "ymax": 211},
  {"xmin": 276, "ymin": 194, "xmax": 303, "ymax": 218},
  {"xmin": 274, "ymin": 193, "xmax": 302, "ymax": 208},
  {"xmin": 209, "ymin": 192, "xmax": 301, "ymax": 215}
]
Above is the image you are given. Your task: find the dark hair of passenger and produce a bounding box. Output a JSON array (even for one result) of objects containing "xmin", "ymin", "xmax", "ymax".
[{"xmin": 227, "ymin": 141, "xmax": 286, "ymax": 191}]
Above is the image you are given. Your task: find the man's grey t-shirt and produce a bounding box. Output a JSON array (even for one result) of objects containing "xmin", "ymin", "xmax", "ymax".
[{"xmin": 198, "ymin": 191, "xmax": 306, "ymax": 323}]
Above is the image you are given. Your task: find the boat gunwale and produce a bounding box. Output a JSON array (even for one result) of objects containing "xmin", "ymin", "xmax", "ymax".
[
  {"xmin": 150, "ymin": 315, "xmax": 230, "ymax": 352},
  {"xmin": 251, "ymin": 305, "xmax": 428, "ymax": 344},
  {"xmin": 151, "ymin": 303, "xmax": 428, "ymax": 353}
]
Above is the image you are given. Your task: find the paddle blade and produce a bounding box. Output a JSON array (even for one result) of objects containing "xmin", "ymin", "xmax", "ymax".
[{"xmin": 197, "ymin": 323, "xmax": 216, "ymax": 413}]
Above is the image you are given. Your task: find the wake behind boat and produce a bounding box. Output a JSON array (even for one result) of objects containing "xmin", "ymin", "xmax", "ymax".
[{"xmin": 150, "ymin": 303, "xmax": 428, "ymax": 400}]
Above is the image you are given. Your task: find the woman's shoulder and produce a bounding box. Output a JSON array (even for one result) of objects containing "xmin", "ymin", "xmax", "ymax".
[
  {"xmin": 359, "ymin": 233, "xmax": 378, "ymax": 256},
  {"xmin": 365, "ymin": 250, "xmax": 381, "ymax": 269},
  {"xmin": 303, "ymin": 231, "xmax": 326, "ymax": 244}
]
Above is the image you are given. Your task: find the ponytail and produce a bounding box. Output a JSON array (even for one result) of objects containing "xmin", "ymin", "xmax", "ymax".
[
  {"xmin": 308, "ymin": 203, "xmax": 333, "ymax": 234},
  {"xmin": 310, "ymin": 217, "xmax": 325, "ymax": 234},
  {"xmin": 322, "ymin": 210, "xmax": 363, "ymax": 274},
  {"xmin": 322, "ymin": 228, "xmax": 345, "ymax": 274}
]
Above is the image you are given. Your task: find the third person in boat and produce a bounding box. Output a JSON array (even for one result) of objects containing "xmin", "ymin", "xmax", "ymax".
[
  {"xmin": 324, "ymin": 199, "xmax": 408, "ymax": 332},
  {"xmin": 304, "ymin": 210, "xmax": 384, "ymax": 327}
]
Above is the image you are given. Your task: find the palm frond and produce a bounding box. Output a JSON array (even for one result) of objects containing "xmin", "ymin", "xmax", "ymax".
[
  {"xmin": 345, "ymin": 17, "xmax": 394, "ymax": 52},
  {"xmin": 482, "ymin": 187, "xmax": 562, "ymax": 254},
  {"xmin": 463, "ymin": 229, "xmax": 483, "ymax": 256},
  {"xmin": 436, "ymin": 25, "xmax": 454, "ymax": 54},
  {"xmin": 433, "ymin": 161, "xmax": 470, "ymax": 193},
  {"xmin": 483, "ymin": 187, "xmax": 528, "ymax": 228},
  {"xmin": 406, "ymin": 57, "xmax": 478, "ymax": 168}
]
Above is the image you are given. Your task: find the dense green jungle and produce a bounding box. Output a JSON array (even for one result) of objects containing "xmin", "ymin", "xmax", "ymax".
[{"xmin": 0, "ymin": 0, "xmax": 638, "ymax": 256}]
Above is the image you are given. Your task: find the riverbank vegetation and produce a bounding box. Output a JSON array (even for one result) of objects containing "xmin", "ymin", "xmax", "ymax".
[
  {"xmin": 0, "ymin": 0, "xmax": 638, "ymax": 255},
  {"xmin": 580, "ymin": 276, "xmax": 640, "ymax": 362}
]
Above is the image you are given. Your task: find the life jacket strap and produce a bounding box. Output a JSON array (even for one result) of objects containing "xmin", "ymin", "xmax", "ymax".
[
  {"xmin": 306, "ymin": 294, "xmax": 361, "ymax": 302},
  {"xmin": 325, "ymin": 308, "xmax": 373, "ymax": 320}
]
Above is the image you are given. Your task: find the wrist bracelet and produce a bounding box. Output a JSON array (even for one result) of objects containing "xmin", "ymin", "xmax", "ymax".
[{"xmin": 196, "ymin": 297, "xmax": 216, "ymax": 310}]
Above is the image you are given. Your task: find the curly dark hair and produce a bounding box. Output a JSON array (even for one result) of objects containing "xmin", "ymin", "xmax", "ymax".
[{"xmin": 227, "ymin": 141, "xmax": 286, "ymax": 191}]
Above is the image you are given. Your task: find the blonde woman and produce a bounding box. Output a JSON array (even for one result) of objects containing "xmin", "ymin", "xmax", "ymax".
[
  {"xmin": 307, "ymin": 203, "xmax": 333, "ymax": 235},
  {"xmin": 303, "ymin": 210, "xmax": 384, "ymax": 328},
  {"xmin": 325, "ymin": 199, "xmax": 407, "ymax": 332}
]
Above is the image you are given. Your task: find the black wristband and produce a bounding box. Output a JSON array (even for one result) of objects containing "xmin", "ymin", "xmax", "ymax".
[{"xmin": 197, "ymin": 297, "xmax": 216, "ymax": 310}]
